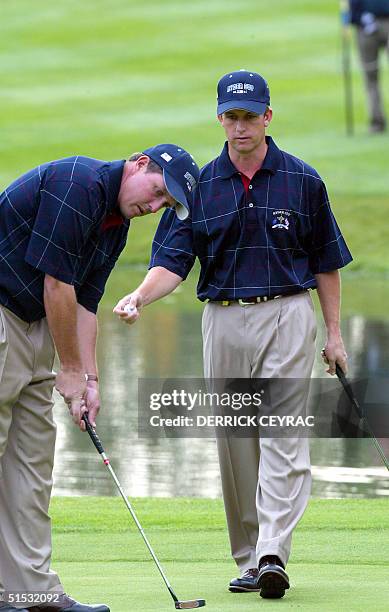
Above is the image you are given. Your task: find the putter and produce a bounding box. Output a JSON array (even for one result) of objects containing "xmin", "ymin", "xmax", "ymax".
[
  {"xmin": 82, "ymin": 414, "xmax": 206, "ymax": 610},
  {"xmin": 336, "ymin": 364, "xmax": 389, "ymax": 471}
]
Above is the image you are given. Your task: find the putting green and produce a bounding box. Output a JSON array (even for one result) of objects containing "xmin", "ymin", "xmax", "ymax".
[
  {"xmin": 50, "ymin": 497, "xmax": 389, "ymax": 611},
  {"xmin": 1, "ymin": 0, "xmax": 388, "ymax": 271}
]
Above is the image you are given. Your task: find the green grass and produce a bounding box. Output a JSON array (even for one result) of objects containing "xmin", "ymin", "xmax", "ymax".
[
  {"xmin": 1, "ymin": 0, "xmax": 388, "ymax": 270},
  {"xmin": 50, "ymin": 497, "xmax": 389, "ymax": 611}
]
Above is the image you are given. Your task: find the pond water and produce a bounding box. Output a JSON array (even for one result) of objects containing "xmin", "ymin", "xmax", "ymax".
[{"xmin": 52, "ymin": 268, "xmax": 389, "ymax": 498}]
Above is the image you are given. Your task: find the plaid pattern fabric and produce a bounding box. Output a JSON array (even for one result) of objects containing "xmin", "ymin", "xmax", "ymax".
[
  {"xmin": 150, "ymin": 137, "xmax": 352, "ymax": 301},
  {"xmin": 0, "ymin": 156, "xmax": 129, "ymax": 322}
]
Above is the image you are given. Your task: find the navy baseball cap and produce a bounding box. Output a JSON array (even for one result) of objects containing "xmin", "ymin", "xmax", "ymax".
[
  {"xmin": 142, "ymin": 144, "xmax": 200, "ymax": 220},
  {"xmin": 217, "ymin": 69, "xmax": 270, "ymax": 115}
]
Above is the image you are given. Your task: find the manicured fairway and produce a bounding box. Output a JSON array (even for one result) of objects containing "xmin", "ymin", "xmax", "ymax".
[
  {"xmin": 50, "ymin": 497, "xmax": 389, "ymax": 611},
  {"xmin": 1, "ymin": 0, "xmax": 388, "ymax": 270}
]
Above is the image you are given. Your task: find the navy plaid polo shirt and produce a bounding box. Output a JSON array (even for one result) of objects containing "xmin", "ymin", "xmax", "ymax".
[
  {"xmin": 0, "ymin": 156, "xmax": 129, "ymax": 322},
  {"xmin": 150, "ymin": 137, "xmax": 352, "ymax": 300}
]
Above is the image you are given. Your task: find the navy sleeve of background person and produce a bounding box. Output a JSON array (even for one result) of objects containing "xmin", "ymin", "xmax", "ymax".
[
  {"xmin": 304, "ymin": 173, "xmax": 353, "ymax": 274},
  {"xmin": 24, "ymin": 179, "xmax": 99, "ymax": 284},
  {"xmin": 349, "ymin": 0, "xmax": 389, "ymax": 24},
  {"xmin": 149, "ymin": 207, "xmax": 196, "ymax": 280}
]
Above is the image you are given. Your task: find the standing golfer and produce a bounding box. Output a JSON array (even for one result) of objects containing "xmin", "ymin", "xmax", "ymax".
[
  {"xmin": 114, "ymin": 70, "xmax": 352, "ymax": 599},
  {"xmin": 0, "ymin": 145, "xmax": 199, "ymax": 612},
  {"xmin": 349, "ymin": 0, "xmax": 389, "ymax": 132}
]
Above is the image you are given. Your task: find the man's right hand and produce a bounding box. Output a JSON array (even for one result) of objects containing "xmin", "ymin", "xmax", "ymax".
[
  {"xmin": 113, "ymin": 292, "xmax": 143, "ymax": 325},
  {"xmin": 55, "ymin": 369, "xmax": 87, "ymax": 429}
]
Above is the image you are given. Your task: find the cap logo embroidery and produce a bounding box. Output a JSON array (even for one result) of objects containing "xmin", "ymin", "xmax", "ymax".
[
  {"xmin": 226, "ymin": 82, "xmax": 254, "ymax": 94},
  {"xmin": 184, "ymin": 171, "xmax": 196, "ymax": 192},
  {"xmin": 160, "ymin": 152, "xmax": 172, "ymax": 162}
]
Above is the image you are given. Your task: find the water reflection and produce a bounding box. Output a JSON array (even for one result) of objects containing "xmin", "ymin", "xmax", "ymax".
[{"xmin": 53, "ymin": 271, "xmax": 389, "ymax": 498}]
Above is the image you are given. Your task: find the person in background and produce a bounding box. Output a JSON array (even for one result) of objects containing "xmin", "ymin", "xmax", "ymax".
[{"xmin": 349, "ymin": 0, "xmax": 389, "ymax": 132}]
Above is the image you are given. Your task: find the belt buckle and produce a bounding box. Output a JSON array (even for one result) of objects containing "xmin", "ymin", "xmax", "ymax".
[{"xmin": 238, "ymin": 298, "xmax": 258, "ymax": 306}]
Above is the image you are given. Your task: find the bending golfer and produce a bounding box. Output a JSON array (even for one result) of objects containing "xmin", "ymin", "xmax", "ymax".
[
  {"xmin": 114, "ymin": 71, "xmax": 353, "ymax": 599},
  {"xmin": 0, "ymin": 145, "xmax": 199, "ymax": 612}
]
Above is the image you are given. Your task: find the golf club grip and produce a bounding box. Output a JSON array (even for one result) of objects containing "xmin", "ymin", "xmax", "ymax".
[
  {"xmin": 335, "ymin": 364, "xmax": 363, "ymax": 419},
  {"xmin": 82, "ymin": 414, "xmax": 105, "ymax": 454},
  {"xmin": 335, "ymin": 363, "xmax": 346, "ymax": 383}
]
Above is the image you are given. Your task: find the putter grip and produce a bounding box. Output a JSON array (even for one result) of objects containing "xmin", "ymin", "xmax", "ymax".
[
  {"xmin": 82, "ymin": 414, "xmax": 105, "ymax": 454},
  {"xmin": 335, "ymin": 364, "xmax": 363, "ymax": 419},
  {"xmin": 335, "ymin": 363, "xmax": 345, "ymax": 381}
]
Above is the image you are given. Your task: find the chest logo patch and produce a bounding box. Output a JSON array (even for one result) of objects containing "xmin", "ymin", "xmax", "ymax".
[{"xmin": 272, "ymin": 209, "xmax": 290, "ymax": 230}]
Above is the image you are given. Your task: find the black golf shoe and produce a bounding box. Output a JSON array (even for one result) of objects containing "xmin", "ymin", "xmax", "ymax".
[
  {"xmin": 30, "ymin": 595, "xmax": 110, "ymax": 612},
  {"xmin": 369, "ymin": 120, "xmax": 386, "ymax": 134},
  {"xmin": 59, "ymin": 605, "xmax": 109, "ymax": 612},
  {"xmin": 229, "ymin": 568, "xmax": 260, "ymax": 592},
  {"xmin": 257, "ymin": 555, "xmax": 290, "ymax": 599}
]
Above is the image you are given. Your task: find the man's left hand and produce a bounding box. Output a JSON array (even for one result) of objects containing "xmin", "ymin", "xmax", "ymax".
[
  {"xmin": 84, "ymin": 380, "xmax": 101, "ymax": 428},
  {"xmin": 321, "ymin": 334, "xmax": 348, "ymax": 376}
]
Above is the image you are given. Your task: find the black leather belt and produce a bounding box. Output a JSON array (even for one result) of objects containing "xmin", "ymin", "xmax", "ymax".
[{"xmin": 210, "ymin": 289, "xmax": 308, "ymax": 306}]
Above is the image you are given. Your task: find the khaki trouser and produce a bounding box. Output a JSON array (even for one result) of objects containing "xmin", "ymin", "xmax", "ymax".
[
  {"xmin": 0, "ymin": 305, "xmax": 63, "ymax": 603},
  {"xmin": 356, "ymin": 17, "xmax": 389, "ymax": 128},
  {"xmin": 202, "ymin": 291, "xmax": 316, "ymax": 573}
]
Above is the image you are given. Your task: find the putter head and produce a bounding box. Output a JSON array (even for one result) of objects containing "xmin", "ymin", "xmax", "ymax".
[{"xmin": 175, "ymin": 600, "xmax": 206, "ymax": 609}]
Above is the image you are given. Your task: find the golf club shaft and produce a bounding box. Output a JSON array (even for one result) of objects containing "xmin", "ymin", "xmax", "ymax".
[
  {"xmin": 335, "ymin": 365, "xmax": 389, "ymax": 471},
  {"xmin": 340, "ymin": 0, "xmax": 354, "ymax": 136},
  {"xmin": 82, "ymin": 415, "xmax": 179, "ymax": 604}
]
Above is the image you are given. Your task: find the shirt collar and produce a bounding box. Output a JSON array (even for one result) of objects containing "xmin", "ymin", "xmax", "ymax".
[
  {"xmin": 107, "ymin": 160, "xmax": 125, "ymax": 213},
  {"xmin": 216, "ymin": 136, "xmax": 281, "ymax": 179}
]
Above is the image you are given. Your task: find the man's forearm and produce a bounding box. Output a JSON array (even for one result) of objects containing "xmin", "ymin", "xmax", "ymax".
[
  {"xmin": 314, "ymin": 270, "xmax": 341, "ymax": 334},
  {"xmin": 77, "ymin": 304, "xmax": 98, "ymax": 376},
  {"xmin": 136, "ymin": 266, "xmax": 183, "ymax": 305},
  {"xmin": 315, "ymin": 269, "xmax": 348, "ymax": 374},
  {"xmin": 43, "ymin": 275, "xmax": 82, "ymax": 369},
  {"xmin": 76, "ymin": 304, "xmax": 100, "ymax": 428}
]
